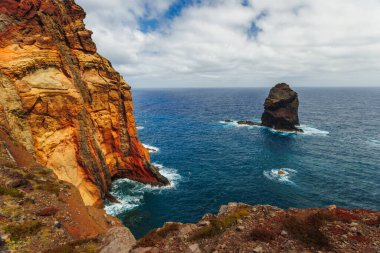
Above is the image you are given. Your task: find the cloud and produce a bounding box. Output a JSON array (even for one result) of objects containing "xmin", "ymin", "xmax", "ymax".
[{"xmin": 76, "ymin": 0, "xmax": 380, "ymax": 87}]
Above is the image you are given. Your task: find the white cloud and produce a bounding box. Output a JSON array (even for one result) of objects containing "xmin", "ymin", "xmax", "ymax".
[{"xmin": 76, "ymin": 0, "xmax": 380, "ymax": 87}]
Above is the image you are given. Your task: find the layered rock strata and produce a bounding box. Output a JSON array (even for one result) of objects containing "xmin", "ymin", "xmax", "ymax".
[{"xmin": 0, "ymin": 0, "xmax": 168, "ymax": 207}]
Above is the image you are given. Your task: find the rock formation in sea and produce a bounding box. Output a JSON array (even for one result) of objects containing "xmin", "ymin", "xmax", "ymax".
[
  {"xmin": 0, "ymin": 0, "xmax": 168, "ymax": 207},
  {"xmin": 261, "ymin": 83, "xmax": 302, "ymax": 132},
  {"xmin": 224, "ymin": 83, "xmax": 302, "ymax": 132}
]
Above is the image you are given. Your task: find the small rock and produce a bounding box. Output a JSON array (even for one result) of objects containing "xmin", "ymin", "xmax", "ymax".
[
  {"xmin": 236, "ymin": 226, "xmax": 244, "ymax": 232},
  {"xmin": 199, "ymin": 220, "xmax": 210, "ymax": 227},
  {"xmin": 349, "ymin": 222, "xmax": 359, "ymax": 227},
  {"xmin": 281, "ymin": 230, "xmax": 288, "ymax": 236},
  {"xmin": 53, "ymin": 220, "xmax": 61, "ymax": 228},
  {"xmin": 186, "ymin": 243, "xmax": 202, "ymax": 253},
  {"xmin": 237, "ymin": 219, "xmax": 243, "ymax": 224},
  {"xmin": 179, "ymin": 224, "xmax": 196, "ymax": 237},
  {"xmin": 349, "ymin": 227, "xmax": 358, "ymax": 233},
  {"xmin": 253, "ymin": 246, "xmax": 263, "ymax": 253},
  {"xmin": 131, "ymin": 247, "xmax": 159, "ymax": 253},
  {"xmin": 327, "ymin": 205, "xmax": 337, "ymax": 211},
  {"xmin": 228, "ymin": 202, "xmax": 238, "ymax": 207},
  {"xmin": 37, "ymin": 207, "xmax": 58, "ymax": 216},
  {"xmin": 218, "ymin": 205, "xmax": 228, "ymax": 215}
]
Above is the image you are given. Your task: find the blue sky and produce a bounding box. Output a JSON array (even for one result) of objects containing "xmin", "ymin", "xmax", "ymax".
[{"xmin": 76, "ymin": 0, "xmax": 380, "ymax": 88}]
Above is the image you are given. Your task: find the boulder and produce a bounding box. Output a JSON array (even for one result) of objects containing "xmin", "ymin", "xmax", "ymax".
[
  {"xmin": 261, "ymin": 83, "xmax": 302, "ymax": 132},
  {"xmin": 100, "ymin": 227, "xmax": 136, "ymax": 253}
]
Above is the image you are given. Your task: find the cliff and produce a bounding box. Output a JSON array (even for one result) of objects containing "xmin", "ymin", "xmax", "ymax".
[
  {"xmin": 0, "ymin": 128, "xmax": 137, "ymax": 252},
  {"xmin": 133, "ymin": 203, "xmax": 380, "ymax": 253},
  {"xmin": 0, "ymin": 0, "xmax": 168, "ymax": 207}
]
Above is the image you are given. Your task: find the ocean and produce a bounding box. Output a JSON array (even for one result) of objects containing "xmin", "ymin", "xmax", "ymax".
[{"xmin": 105, "ymin": 87, "xmax": 380, "ymax": 238}]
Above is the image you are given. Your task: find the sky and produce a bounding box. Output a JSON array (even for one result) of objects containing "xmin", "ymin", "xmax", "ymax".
[{"xmin": 76, "ymin": 0, "xmax": 380, "ymax": 88}]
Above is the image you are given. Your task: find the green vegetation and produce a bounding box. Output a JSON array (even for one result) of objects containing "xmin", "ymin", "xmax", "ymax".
[
  {"xmin": 0, "ymin": 186, "xmax": 24, "ymax": 198},
  {"xmin": 3, "ymin": 221, "xmax": 42, "ymax": 241},
  {"xmin": 189, "ymin": 208, "xmax": 250, "ymax": 241},
  {"xmin": 44, "ymin": 238, "xmax": 99, "ymax": 253}
]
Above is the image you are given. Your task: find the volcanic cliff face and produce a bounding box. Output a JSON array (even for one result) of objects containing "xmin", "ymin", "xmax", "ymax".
[
  {"xmin": 261, "ymin": 83, "xmax": 302, "ymax": 132},
  {"xmin": 0, "ymin": 0, "xmax": 168, "ymax": 207}
]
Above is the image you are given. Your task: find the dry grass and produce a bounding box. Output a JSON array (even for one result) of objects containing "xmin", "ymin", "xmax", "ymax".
[
  {"xmin": 249, "ymin": 227, "xmax": 277, "ymax": 242},
  {"xmin": 283, "ymin": 212, "xmax": 330, "ymax": 249},
  {"xmin": 3, "ymin": 221, "xmax": 42, "ymax": 241},
  {"xmin": 189, "ymin": 209, "xmax": 250, "ymax": 241},
  {"xmin": 44, "ymin": 238, "xmax": 99, "ymax": 253},
  {"xmin": 136, "ymin": 223, "xmax": 181, "ymax": 247},
  {"xmin": 0, "ymin": 185, "xmax": 24, "ymax": 198}
]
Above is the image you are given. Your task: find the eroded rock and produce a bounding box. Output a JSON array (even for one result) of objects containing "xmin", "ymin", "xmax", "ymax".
[{"xmin": 261, "ymin": 83, "xmax": 302, "ymax": 132}]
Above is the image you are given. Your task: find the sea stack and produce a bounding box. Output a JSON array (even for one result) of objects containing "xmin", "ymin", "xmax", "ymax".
[
  {"xmin": 261, "ymin": 83, "xmax": 302, "ymax": 132},
  {"xmin": 0, "ymin": 0, "xmax": 168, "ymax": 207}
]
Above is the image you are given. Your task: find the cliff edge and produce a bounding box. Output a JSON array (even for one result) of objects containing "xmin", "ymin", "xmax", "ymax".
[{"xmin": 0, "ymin": 0, "xmax": 168, "ymax": 207}]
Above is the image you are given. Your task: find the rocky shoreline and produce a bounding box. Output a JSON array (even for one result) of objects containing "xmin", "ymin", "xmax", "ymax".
[{"xmin": 0, "ymin": 0, "xmax": 379, "ymax": 252}]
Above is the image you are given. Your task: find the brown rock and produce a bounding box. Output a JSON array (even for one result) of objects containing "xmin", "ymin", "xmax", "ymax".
[
  {"xmin": 100, "ymin": 227, "xmax": 136, "ymax": 253},
  {"xmin": 36, "ymin": 207, "xmax": 58, "ymax": 216},
  {"xmin": 261, "ymin": 83, "xmax": 302, "ymax": 132}
]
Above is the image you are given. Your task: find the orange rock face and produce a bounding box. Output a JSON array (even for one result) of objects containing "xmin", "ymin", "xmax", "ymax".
[{"xmin": 0, "ymin": 0, "xmax": 168, "ymax": 206}]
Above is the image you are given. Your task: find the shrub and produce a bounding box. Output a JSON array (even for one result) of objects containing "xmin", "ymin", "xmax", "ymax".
[
  {"xmin": 44, "ymin": 238, "xmax": 99, "ymax": 253},
  {"xmin": 283, "ymin": 214, "xmax": 329, "ymax": 249},
  {"xmin": 136, "ymin": 223, "xmax": 181, "ymax": 248},
  {"xmin": 250, "ymin": 227, "xmax": 277, "ymax": 242},
  {"xmin": 366, "ymin": 216, "xmax": 380, "ymax": 227},
  {"xmin": 189, "ymin": 208, "xmax": 250, "ymax": 241},
  {"xmin": 3, "ymin": 221, "xmax": 42, "ymax": 241},
  {"xmin": 0, "ymin": 186, "xmax": 24, "ymax": 198}
]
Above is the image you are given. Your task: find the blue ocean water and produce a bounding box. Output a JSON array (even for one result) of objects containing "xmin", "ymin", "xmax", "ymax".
[{"xmin": 106, "ymin": 88, "xmax": 380, "ymax": 238}]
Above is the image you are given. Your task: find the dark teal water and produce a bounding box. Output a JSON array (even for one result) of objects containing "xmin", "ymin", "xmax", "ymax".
[{"xmin": 105, "ymin": 88, "xmax": 380, "ymax": 238}]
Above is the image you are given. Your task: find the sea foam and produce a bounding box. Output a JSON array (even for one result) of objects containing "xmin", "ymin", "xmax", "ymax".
[
  {"xmin": 142, "ymin": 143, "xmax": 160, "ymax": 153},
  {"xmin": 105, "ymin": 163, "xmax": 181, "ymax": 216},
  {"xmin": 263, "ymin": 168, "xmax": 297, "ymax": 185},
  {"xmin": 220, "ymin": 120, "xmax": 329, "ymax": 136}
]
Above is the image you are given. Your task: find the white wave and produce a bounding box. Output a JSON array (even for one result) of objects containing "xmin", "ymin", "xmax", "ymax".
[
  {"xmin": 105, "ymin": 163, "xmax": 181, "ymax": 216},
  {"xmin": 136, "ymin": 126, "xmax": 144, "ymax": 130},
  {"xmin": 367, "ymin": 139, "xmax": 380, "ymax": 147},
  {"xmin": 143, "ymin": 144, "xmax": 159, "ymax": 153},
  {"xmin": 263, "ymin": 168, "xmax": 297, "ymax": 185},
  {"xmin": 300, "ymin": 125, "xmax": 329, "ymax": 136},
  {"xmin": 220, "ymin": 120, "xmax": 329, "ymax": 136},
  {"xmin": 219, "ymin": 120, "xmax": 262, "ymax": 128}
]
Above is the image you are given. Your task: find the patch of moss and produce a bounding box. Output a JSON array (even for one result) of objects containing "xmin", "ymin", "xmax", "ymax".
[
  {"xmin": 0, "ymin": 186, "xmax": 24, "ymax": 198},
  {"xmin": 189, "ymin": 208, "xmax": 250, "ymax": 240},
  {"xmin": 3, "ymin": 221, "xmax": 42, "ymax": 241}
]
